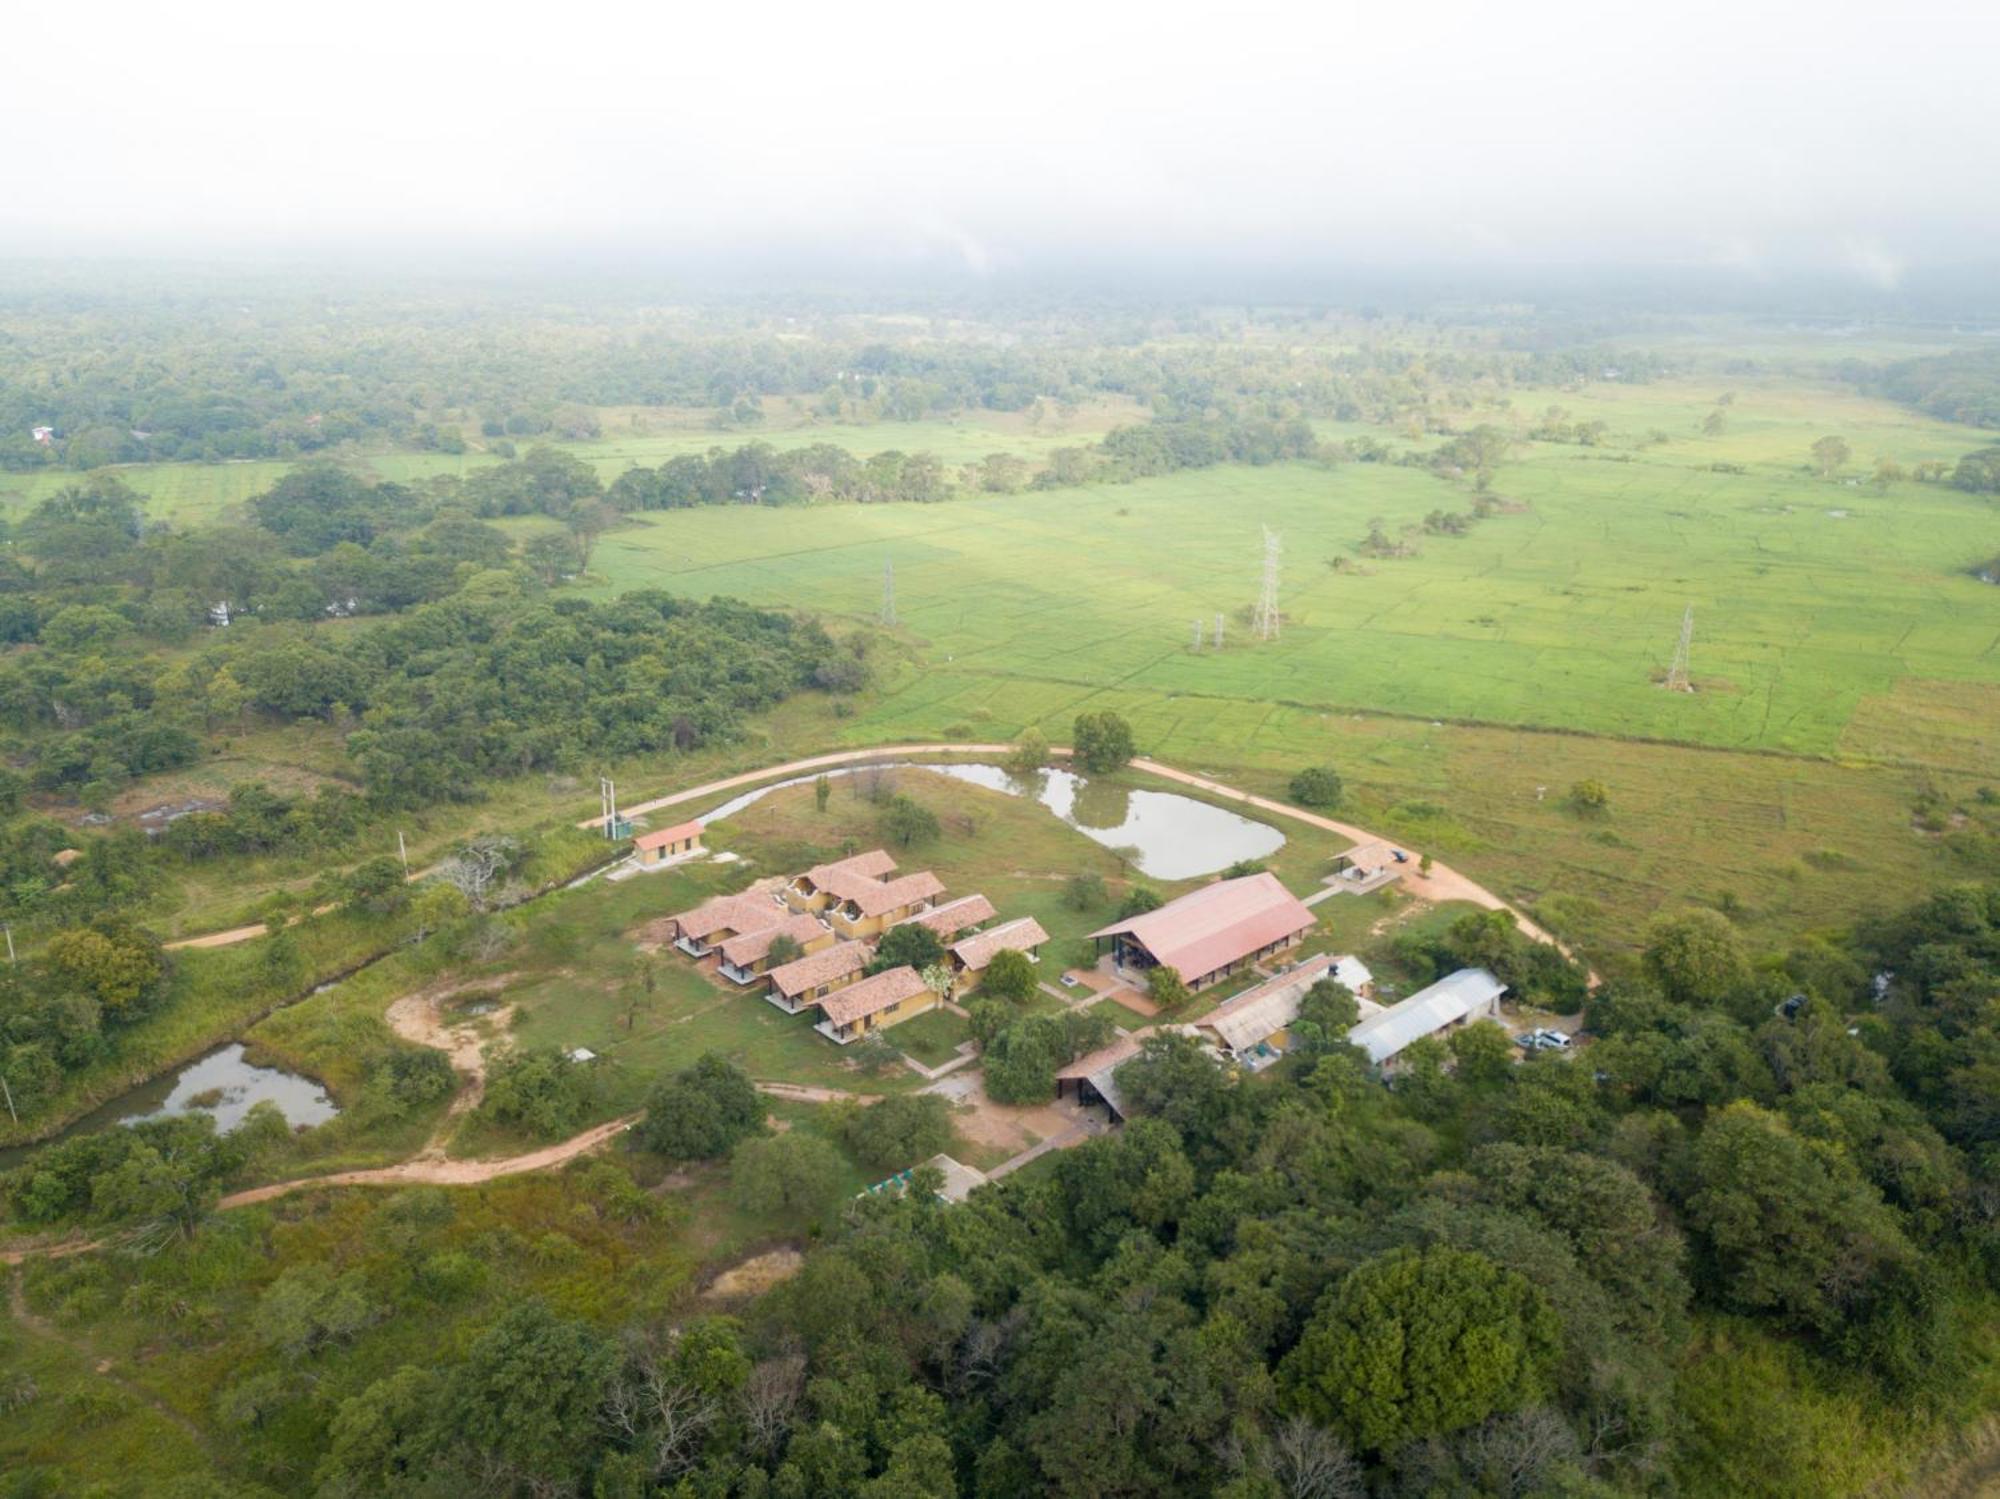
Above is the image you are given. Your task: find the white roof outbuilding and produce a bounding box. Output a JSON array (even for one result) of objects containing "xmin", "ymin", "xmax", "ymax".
[{"xmin": 1347, "ymin": 967, "xmax": 1506, "ymax": 1066}]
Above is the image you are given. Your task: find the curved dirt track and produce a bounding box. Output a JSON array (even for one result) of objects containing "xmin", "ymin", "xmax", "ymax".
[
  {"xmin": 216, "ymin": 1114, "xmax": 639, "ymax": 1208},
  {"xmin": 593, "ymin": 742, "xmax": 1574, "ymax": 960},
  {"xmin": 162, "ymin": 740, "xmax": 1565, "ymax": 965}
]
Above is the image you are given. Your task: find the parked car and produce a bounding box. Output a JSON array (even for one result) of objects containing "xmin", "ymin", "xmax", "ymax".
[{"xmin": 1517, "ymin": 1028, "xmax": 1572, "ymax": 1052}]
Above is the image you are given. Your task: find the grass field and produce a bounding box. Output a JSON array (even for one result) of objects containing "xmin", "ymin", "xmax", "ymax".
[
  {"xmin": 0, "ymin": 396, "xmax": 1143, "ymax": 525},
  {"xmin": 581, "ymin": 384, "xmax": 2000, "ymax": 768}
]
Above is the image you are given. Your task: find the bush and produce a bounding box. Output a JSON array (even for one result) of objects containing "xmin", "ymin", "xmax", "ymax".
[
  {"xmin": 1063, "ymin": 872, "xmax": 1108, "ymax": 910},
  {"xmin": 980, "ymin": 947, "xmax": 1040, "ymax": 1005},
  {"xmin": 871, "ymin": 921, "xmax": 945, "ymax": 974},
  {"xmin": 481, "ymin": 1047, "xmax": 597, "ymax": 1139},
  {"xmin": 730, "ymin": 1133, "xmax": 845, "ymax": 1219},
  {"xmin": 1290, "ymin": 766, "xmax": 1344, "ymax": 808},
  {"xmin": 637, "ymin": 1053, "xmax": 764, "ymax": 1161},
  {"xmin": 833, "ymin": 1093, "xmax": 953, "ymax": 1173},
  {"xmin": 1072, "ymin": 711, "xmax": 1135, "ymax": 773}
]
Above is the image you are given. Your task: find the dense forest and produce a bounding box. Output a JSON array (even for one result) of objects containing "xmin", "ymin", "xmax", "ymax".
[
  {"xmin": 1869, "ymin": 348, "xmax": 2000, "ymax": 431},
  {"xmin": 0, "ymin": 277, "xmax": 1667, "ymax": 471},
  {"xmin": 9, "ymin": 882, "xmax": 1999, "ymax": 1497}
]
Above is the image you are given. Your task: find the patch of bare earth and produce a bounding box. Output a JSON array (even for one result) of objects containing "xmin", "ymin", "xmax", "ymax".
[{"xmin": 700, "ymin": 1246, "xmax": 805, "ymax": 1303}]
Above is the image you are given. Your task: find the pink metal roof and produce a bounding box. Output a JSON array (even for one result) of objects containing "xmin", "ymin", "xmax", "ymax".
[
  {"xmin": 818, "ymin": 964, "xmax": 932, "ymax": 1026},
  {"xmin": 1086, "ymin": 872, "xmax": 1316, "ymax": 982}
]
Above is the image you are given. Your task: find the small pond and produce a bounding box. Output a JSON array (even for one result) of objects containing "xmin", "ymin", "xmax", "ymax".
[
  {"xmin": 700, "ymin": 761, "xmax": 1284, "ymax": 880},
  {"xmin": 0, "ymin": 1044, "xmax": 339, "ymax": 1169}
]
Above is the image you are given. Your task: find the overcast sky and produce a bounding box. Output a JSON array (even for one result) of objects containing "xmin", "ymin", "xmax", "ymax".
[{"xmin": 11, "ymin": 0, "xmax": 1998, "ymax": 284}]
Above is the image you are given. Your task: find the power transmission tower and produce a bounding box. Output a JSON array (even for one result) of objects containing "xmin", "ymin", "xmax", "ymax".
[
  {"xmin": 881, "ymin": 557, "xmax": 896, "ymax": 626},
  {"xmin": 1214, "ymin": 612, "xmax": 1225, "ymax": 648},
  {"xmin": 599, "ymin": 777, "xmax": 620, "ymax": 838},
  {"xmin": 1663, "ymin": 604, "xmax": 1695, "ymax": 692},
  {"xmin": 1191, "ymin": 618, "xmax": 1205, "ymax": 651},
  {"xmin": 1253, "ymin": 526, "xmax": 1282, "ymax": 641}
]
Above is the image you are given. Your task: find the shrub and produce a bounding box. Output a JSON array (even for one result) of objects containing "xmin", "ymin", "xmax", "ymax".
[{"xmin": 1290, "ymin": 766, "xmax": 1344, "ymax": 808}]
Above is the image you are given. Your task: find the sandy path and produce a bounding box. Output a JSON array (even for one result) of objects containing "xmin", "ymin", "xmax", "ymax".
[
  {"xmin": 216, "ymin": 1114, "xmax": 640, "ymax": 1208},
  {"xmin": 1125, "ymin": 757, "xmax": 1580, "ymax": 961},
  {"xmin": 160, "ymin": 740, "xmax": 1575, "ymax": 968},
  {"xmin": 384, "ymin": 982, "xmax": 516, "ymax": 1156},
  {"xmin": 587, "ymin": 745, "xmax": 1568, "ymax": 961},
  {"xmin": 754, "ymin": 1081, "xmax": 875, "ymax": 1104}
]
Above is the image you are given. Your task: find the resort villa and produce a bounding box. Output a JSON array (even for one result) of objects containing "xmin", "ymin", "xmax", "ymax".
[
  {"xmin": 814, "ymin": 964, "xmax": 939, "ymax": 1044},
  {"xmin": 633, "ymin": 819, "xmax": 704, "ymax": 867},
  {"xmin": 949, "ymin": 916, "xmax": 1052, "ymax": 993},
  {"xmin": 764, "ymin": 940, "xmax": 872, "ymax": 1014},
  {"xmin": 666, "ymin": 890, "xmax": 789, "ymax": 958},
  {"xmin": 829, "ymin": 871, "xmax": 947, "ymax": 940},
  {"xmin": 1088, "ymin": 872, "xmax": 1318, "ymax": 992},
  {"xmin": 895, "ymin": 893, "xmax": 998, "ymax": 942},
  {"xmin": 716, "ymin": 911, "xmax": 832, "ymax": 985},
  {"xmin": 783, "ymin": 850, "xmax": 900, "ymax": 913}
]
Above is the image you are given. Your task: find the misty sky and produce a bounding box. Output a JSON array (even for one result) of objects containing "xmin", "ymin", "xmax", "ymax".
[{"xmin": 12, "ymin": 0, "xmax": 1998, "ymax": 282}]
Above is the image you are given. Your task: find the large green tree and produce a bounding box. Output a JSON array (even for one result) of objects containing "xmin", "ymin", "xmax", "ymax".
[{"xmin": 1279, "ymin": 1245, "xmax": 1561, "ymax": 1453}]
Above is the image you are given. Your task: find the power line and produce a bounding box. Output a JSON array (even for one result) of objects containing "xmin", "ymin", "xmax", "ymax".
[
  {"xmin": 1664, "ymin": 604, "xmax": 1694, "ymax": 692},
  {"xmin": 1253, "ymin": 526, "xmax": 1282, "ymax": 641}
]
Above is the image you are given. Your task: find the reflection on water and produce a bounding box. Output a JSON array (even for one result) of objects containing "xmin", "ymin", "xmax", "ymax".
[
  {"xmin": 932, "ymin": 765, "xmax": 1285, "ymax": 879},
  {"xmin": 701, "ymin": 761, "xmax": 1284, "ymax": 880},
  {"xmin": 0, "ymin": 1042, "xmax": 339, "ymax": 1171},
  {"xmin": 127, "ymin": 1043, "xmax": 339, "ymax": 1134}
]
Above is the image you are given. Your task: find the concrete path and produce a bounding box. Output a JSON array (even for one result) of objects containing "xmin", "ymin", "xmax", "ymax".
[{"xmin": 988, "ymin": 1117, "xmax": 1103, "ymax": 1179}]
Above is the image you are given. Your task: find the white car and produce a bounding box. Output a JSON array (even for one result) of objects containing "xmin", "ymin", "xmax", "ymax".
[{"xmin": 1517, "ymin": 1028, "xmax": 1572, "ymax": 1052}]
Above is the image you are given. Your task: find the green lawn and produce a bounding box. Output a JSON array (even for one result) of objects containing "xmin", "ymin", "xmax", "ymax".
[{"xmin": 888, "ymin": 1007, "xmax": 973, "ymax": 1068}]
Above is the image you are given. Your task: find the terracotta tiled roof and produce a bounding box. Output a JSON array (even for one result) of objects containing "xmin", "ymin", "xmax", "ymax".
[
  {"xmin": 635, "ymin": 819, "xmax": 703, "ymax": 851},
  {"xmin": 718, "ymin": 911, "xmax": 825, "ymax": 968},
  {"xmin": 840, "ymin": 870, "xmax": 945, "ymax": 919},
  {"xmin": 896, "ymin": 893, "xmax": 997, "ymax": 939},
  {"xmin": 767, "ymin": 940, "xmax": 870, "ymax": 998},
  {"xmin": 1087, "ymin": 873, "xmax": 1315, "ymax": 982},
  {"xmin": 672, "ymin": 890, "xmax": 785, "ymax": 942},
  {"xmin": 951, "ymin": 916, "xmax": 1050, "ymax": 972},
  {"xmin": 794, "ymin": 849, "xmax": 897, "ymax": 900},
  {"xmin": 818, "ymin": 965, "xmax": 932, "ymax": 1026}
]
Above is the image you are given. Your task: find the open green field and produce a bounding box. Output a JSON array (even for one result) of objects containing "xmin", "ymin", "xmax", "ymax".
[{"xmin": 585, "ymin": 381, "xmax": 2000, "ymax": 770}]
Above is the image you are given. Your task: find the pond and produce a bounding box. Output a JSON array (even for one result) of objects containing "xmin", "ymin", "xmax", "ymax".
[
  {"xmin": 0, "ymin": 1043, "xmax": 339, "ymax": 1168},
  {"xmin": 700, "ymin": 761, "xmax": 1284, "ymax": 879}
]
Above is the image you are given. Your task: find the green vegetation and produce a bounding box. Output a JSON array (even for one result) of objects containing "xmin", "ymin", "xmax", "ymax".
[{"xmin": 6, "ymin": 280, "xmax": 2000, "ymax": 1496}]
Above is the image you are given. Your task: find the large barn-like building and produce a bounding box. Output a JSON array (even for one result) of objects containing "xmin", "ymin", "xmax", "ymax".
[{"xmin": 1087, "ymin": 872, "xmax": 1317, "ymax": 992}]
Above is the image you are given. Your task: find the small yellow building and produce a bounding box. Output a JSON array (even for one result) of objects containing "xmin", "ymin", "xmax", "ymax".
[
  {"xmin": 765, "ymin": 940, "xmax": 871, "ymax": 1014},
  {"xmin": 783, "ymin": 849, "xmax": 898, "ymax": 914},
  {"xmin": 633, "ymin": 819, "xmax": 703, "ymax": 866},
  {"xmin": 717, "ymin": 912, "xmax": 834, "ymax": 986},
  {"xmin": 813, "ymin": 964, "xmax": 937, "ymax": 1044},
  {"xmin": 829, "ymin": 871, "xmax": 946, "ymax": 940}
]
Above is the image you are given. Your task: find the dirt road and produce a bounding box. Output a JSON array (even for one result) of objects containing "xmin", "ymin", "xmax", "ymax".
[
  {"xmin": 595, "ymin": 744, "xmax": 1577, "ymax": 962},
  {"xmin": 217, "ymin": 1114, "xmax": 639, "ymax": 1208}
]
